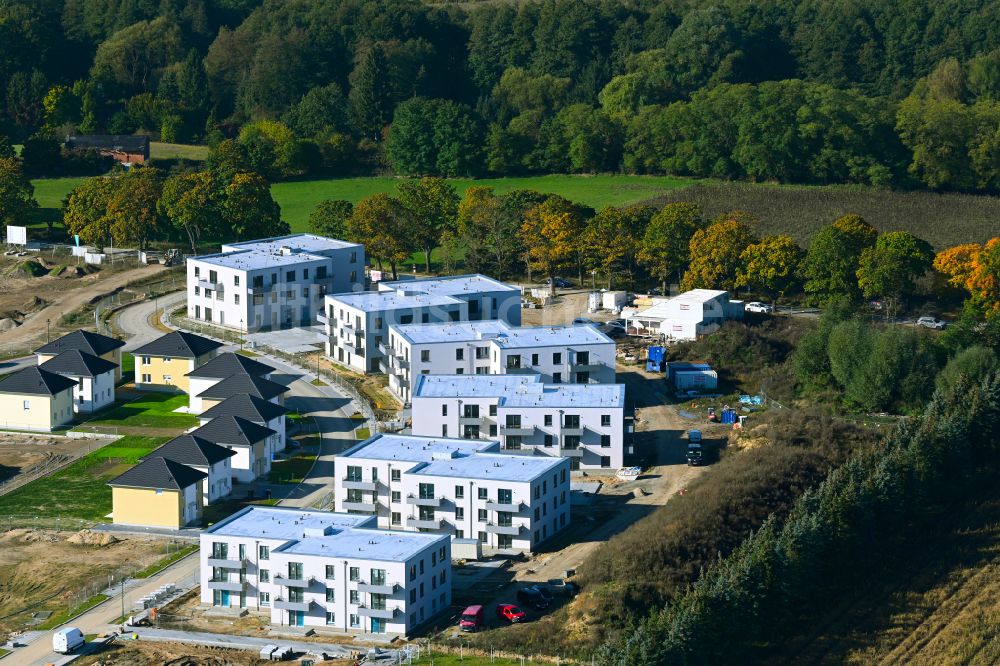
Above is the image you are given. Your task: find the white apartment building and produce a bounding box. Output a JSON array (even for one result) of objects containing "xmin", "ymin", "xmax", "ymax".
[
  {"xmin": 335, "ymin": 434, "xmax": 571, "ymax": 553},
  {"xmin": 377, "ymin": 275, "xmax": 522, "ymax": 326},
  {"xmin": 384, "ymin": 321, "xmax": 616, "ymax": 403},
  {"xmin": 200, "ymin": 506, "xmax": 451, "ymax": 636},
  {"xmin": 321, "ymin": 290, "xmax": 468, "ymax": 374},
  {"xmin": 625, "ymin": 289, "xmax": 744, "ymax": 341},
  {"xmin": 410, "ymin": 374, "xmax": 627, "ymax": 470},
  {"xmin": 187, "ymin": 234, "xmax": 365, "ymax": 332}
]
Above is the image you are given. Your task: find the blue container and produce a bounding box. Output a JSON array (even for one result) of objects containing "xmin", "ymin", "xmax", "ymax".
[{"xmin": 646, "ymin": 346, "xmax": 666, "ymax": 372}]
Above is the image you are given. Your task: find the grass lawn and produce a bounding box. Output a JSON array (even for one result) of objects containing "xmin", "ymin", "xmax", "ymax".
[
  {"xmin": 87, "ymin": 393, "xmax": 197, "ymax": 429},
  {"xmin": 272, "ymin": 174, "xmax": 695, "ymax": 230},
  {"xmin": 268, "ymin": 452, "xmax": 317, "ymax": 484},
  {"xmin": 132, "ymin": 544, "xmax": 198, "ymax": 579},
  {"xmin": 150, "ymin": 142, "xmax": 208, "ymax": 161},
  {"xmin": 0, "ymin": 435, "xmax": 169, "ymax": 520},
  {"xmin": 36, "ymin": 594, "xmax": 109, "ymax": 630}
]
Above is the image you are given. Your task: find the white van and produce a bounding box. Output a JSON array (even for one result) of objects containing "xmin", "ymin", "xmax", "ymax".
[{"xmin": 53, "ymin": 627, "xmax": 85, "ymax": 654}]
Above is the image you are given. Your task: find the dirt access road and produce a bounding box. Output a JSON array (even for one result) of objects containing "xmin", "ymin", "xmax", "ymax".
[{"xmin": 0, "ymin": 263, "xmax": 166, "ymax": 350}]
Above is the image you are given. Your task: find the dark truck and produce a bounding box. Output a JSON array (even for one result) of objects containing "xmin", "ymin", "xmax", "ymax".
[{"xmin": 686, "ymin": 429, "xmax": 705, "ymax": 466}]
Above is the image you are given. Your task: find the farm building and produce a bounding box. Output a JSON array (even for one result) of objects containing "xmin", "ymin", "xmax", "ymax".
[{"xmin": 65, "ymin": 134, "xmax": 150, "ymax": 164}]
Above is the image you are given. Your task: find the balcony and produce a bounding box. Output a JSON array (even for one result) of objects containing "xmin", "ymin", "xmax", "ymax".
[
  {"xmin": 406, "ymin": 515, "xmax": 442, "ymax": 530},
  {"xmin": 342, "ymin": 500, "xmax": 379, "ymax": 513},
  {"xmin": 342, "ymin": 478, "xmax": 379, "ymax": 491},
  {"xmin": 317, "ymin": 311, "xmax": 330, "ymax": 325},
  {"xmin": 206, "ymin": 556, "xmax": 245, "ymax": 569},
  {"xmin": 273, "ymin": 598, "xmax": 312, "ymax": 612},
  {"xmin": 499, "ymin": 426, "xmax": 535, "ymax": 436},
  {"xmin": 560, "ymin": 447, "xmax": 584, "ymax": 457},
  {"xmin": 378, "ymin": 359, "xmax": 389, "ymax": 374},
  {"xmin": 247, "ymin": 283, "xmax": 272, "ymax": 295},
  {"xmin": 344, "ymin": 341, "xmax": 364, "ymax": 356},
  {"xmin": 377, "ymin": 342, "xmax": 390, "ymax": 356},
  {"xmin": 560, "ymin": 427, "xmax": 584, "ymax": 437},
  {"xmin": 570, "ymin": 361, "xmax": 606, "ymax": 373},
  {"xmin": 505, "ymin": 366, "xmax": 538, "ymax": 375},
  {"xmin": 357, "ymin": 581, "xmax": 400, "ymax": 595},
  {"xmin": 459, "ymin": 416, "xmax": 483, "ymax": 426},
  {"xmin": 358, "ymin": 605, "xmax": 400, "ymax": 619},
  {"xmin": 485, "ymin": 500, "xmax": 525, "ymax": 512},
  {"xmin": 406, "ymin": 495, "xmax": 441, "ymax": 508},
  {"xmin": 206, "ymin": 579, "xmax": 244, "ymax": 592},
  {"xmin": 197, "ymin": 278, "xmax": 223, "ymax": 292},
  {"xmin": 390, "ymin": 355, "xmax": 409, "ymax": 370},
  {"xmin": 484, "ymin": 522, "xmax": 524, "ymax": 536},
  {"xmin": 274, "ymin": 574, "xmax": 314, "ymax": 589}
]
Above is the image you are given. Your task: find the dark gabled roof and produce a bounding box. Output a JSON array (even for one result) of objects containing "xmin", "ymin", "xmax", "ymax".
[
  {"xmin": 132, "ymin": 331, "xmax": 223, "ymax": 359},
  {"xmin": 186, "ymin": 352, "xmax": 275, "ymax": 380},
  {"xmin": 66, "ymin": 134, "xmax": 150, "ymax": 155},
  {"xmin": 40, "ymin": 350, "xmax": 118, "ymax": 377},
  {"xmin": 195, "ymin": 373, "xmax": 289, "ymax": 401},
  {"xmin": 191, "ymin": 415, "xmax": 276, "ymax": 447},
  {"xmin": 146, "ymin": 435, "xmax": 236, "ymax": 467},
  {"xmin": 108, "ymin": 457, "xmax": 206, "ymax": 490},
  {"xmin": 34, "ymin": 329, "xmax": 125, "ymax": 357},
  {"xmin": 0, "ymin": 366, "xmax": 79, "ymax": 396},
  {"xmin": 200, "ymin": 393, "xmax": 290, "ymax": 423}
]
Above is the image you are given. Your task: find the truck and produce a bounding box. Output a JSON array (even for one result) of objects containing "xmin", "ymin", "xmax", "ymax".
[
  {"xmin": 459, "ymin": 605, "xmax": 485, "ymax": 631},
  {"xmin": 686, "ymin": 430, "xmax": 704, "ymax": 466},
  {"xmin": 52, "ymin": 627, "xmax": 85, "ymax": 654}
]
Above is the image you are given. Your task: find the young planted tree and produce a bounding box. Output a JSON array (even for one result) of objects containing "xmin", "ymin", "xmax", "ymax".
[
  {"xmin": 348, "ymin": 193, "xmax": 413, "ymax": 279},
  {"xmin": 638, "ymin": 202, "xmax": 703, "ymax": 294},
  {"xmin": 682, "ymin": 211, "xmax": 758, "ymax": 291},
  {"xmin": 522, "ymin": 196, "xmax": 586, "ymax": 296},
  {"xmin": 396, "ymin": 177, "xmax": 459, "ymax": 273},
  {"xmin": 736, "ymin": 235, "xmax": 805, "ymax": 306},
  {"xmin": 308, "ymin": 199, "xmax": 353, "ymax": 239}
]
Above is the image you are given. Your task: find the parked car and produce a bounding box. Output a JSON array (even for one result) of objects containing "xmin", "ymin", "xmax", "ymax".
[
  {"xmin": 528, "ymin": 583, "xmax": 554, "ymax": 603},
  {"xmin": 917, "ymin": 316, "xmax": 947, "ymax": 329},
  {"xmin": 573, "ymin": 317, "xmax": 597, "ymax": 325},
  {"xmin": 516, "ymin": 587, "xmax": 550, "ymax": 609},
  {"xmin": 53, "ymin": 627, "xmax": 85, "ymax": 654},
  {"xmin": 547, "ymin": 578, "xmax": 581, "ymax": 596},
  {"xmin": 459, "ymin": 605, "xmax": 485, "ymax": 632},
  {"xmin": 745, "ymin": 301, "xmax": 774, "ymax": 314},
  {"xmin": 544, "ymin": 277, "xmax": 573, "ymax": 288},
  {"xmin": 496, "ymin": 603, "xmax": 527, "ymax": 623}
]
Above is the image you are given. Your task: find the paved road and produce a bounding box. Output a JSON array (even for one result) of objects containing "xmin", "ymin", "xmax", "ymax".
[
  {"xmin": 116, "ymin": 290, "xmax": 184, "ymax": 351},
  {"xmin": 127, "ymin": 627, "xmax": 360, "ymax": 658}
]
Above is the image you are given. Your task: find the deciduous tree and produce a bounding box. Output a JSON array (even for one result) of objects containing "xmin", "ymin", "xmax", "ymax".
[
  {"xmin": 396, "ymin": 177, "xmax": 459, "ymax": 273},
  {"xmin": 638, "ymin": 202, "xmax": 703, "ymax": 294},
  {"xmin": 522, "ymin": 196, "xmax": 586, "ymax": 296},
  {"xmin": 308, "ymin": 200, "xmax": 353, "ymax": 240},
  {"xmin": 736, "ymin": 235, "xmax": 804, "ymax": 304},
  {"xmin": 63, "ymin": 177, "xmax": 115, "ymax": 249},
  {"xmin": 455, "ymin": 186, "xmax": 523, "ymax": 280},
  {"xmin": 348, "ymin": 193, "xmax": 413, "ymax": 279},
  {"xmin": 223, "ymin": 171, "xmax": 285, "ymax": 241},
  {"xmin": 0, "ymin": 157, "xmax": 37, "ymax": 227},
  {"xmin": 158, "ymin": 171, "xmax": 220, "ymax": 253},
  {"xmin": 682, "ymin": 211, "xmax": 758, "ymax": 291},
  {"xmin": 106, "ymin": 166, "xmax": 163, "ymax": 250},
  {"xmin": 856, "ymin": 230, "xmax": 934, "ymax": 309}
]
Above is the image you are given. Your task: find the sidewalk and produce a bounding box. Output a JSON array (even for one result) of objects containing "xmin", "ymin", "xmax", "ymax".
[{"xmin": 127, "ymin": 627, "xmax": 366, "ymax": 659}]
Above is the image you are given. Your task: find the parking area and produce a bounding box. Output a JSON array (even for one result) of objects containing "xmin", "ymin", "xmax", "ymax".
[{"xmin": 246, "ymin": 325, "xmax": 325, "ymax": 354}]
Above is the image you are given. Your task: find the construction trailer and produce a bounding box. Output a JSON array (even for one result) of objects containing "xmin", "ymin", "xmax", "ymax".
[{"xmin": 667, "ymin": 361, "xmax": 718, "ymax": 390}]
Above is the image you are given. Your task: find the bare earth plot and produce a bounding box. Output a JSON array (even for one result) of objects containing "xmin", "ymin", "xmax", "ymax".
[
  {"xmin": 75, "ymin": 640, "xmax": 293, "ymax": 666},
  {"xmin": 0, "ymin": 433, "xmax": 100, "ymax": 492}
]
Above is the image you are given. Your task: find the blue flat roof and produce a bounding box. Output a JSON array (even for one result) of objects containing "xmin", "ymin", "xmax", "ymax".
[
  {"xmin": 379, "ymin": 274, "xmax": 520, "ymax": 295},
  {"xmin": 413, "ymin": 374, "xmax": 540, "ymax": 398},
  {"xmin": 193, "ymin": 248, "xmax": 329, "ymax": 270},
  {"xmin": 224, "ymin": 233, "xmax": 361, "ymax": 253},
  {"xmin": 204, "ymin": 506, "xmax": 376, "ymax": 539},
  {"xmin": 412, "ymin": 375, "xmax": 625, "ymax": 408},
  {"xmin": 325, "ymin": 290, "xmax": 462, "ymax": 312},
  {"xmin": 276, "ymin": 528, "xmax": 447, "ymax": 561},
  {"xmin": 412, "ymin": 452, "xmax": 565, "ymax": 483},
  {"xmin": 389, "ymin": 321, "xmax": 613, "ymax": 347},
  {"xmin": 342, "ymin": 434, "xmax": 498, "ymax": 463}
]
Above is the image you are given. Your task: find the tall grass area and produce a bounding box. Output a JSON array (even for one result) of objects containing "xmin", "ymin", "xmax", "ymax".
[
  {"xmin": 0, "ymin": 435, "xmax": 168, "ymax": 521},
  {"xmin": 272, "ymin": 175, "xmax": 693, "ymax": 230},
  {"xmin": 651, "ymin": 182, "xmax": 1000, "ymax": 249}
]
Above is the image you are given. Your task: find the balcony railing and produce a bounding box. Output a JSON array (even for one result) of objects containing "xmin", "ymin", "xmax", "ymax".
[
  {"xmin": 560, "ymin": 426, "xmax": 584, "ymax": 437},
  {"xmin": 273, "ymin": 598, "xmax": 312, "ymax": 612},
  {"xmin": 274, "ymin": 574, "xmax": 314, "ymax": 589},
  {"xmin": 342, "ymin": 478, "xmax": 379, "ymax": 491},
  {"xmin": 206, "ymin": 579, "xmax": 244, "ymax": 591},
  {"xmin": 459, "ymin": 416, "xmax": 483, "ymax": 426},
  {"xmin": 357, "ymin": 605, "xmax": 400, "ymax": 619},
  {"xmin": 377, "ymin": 342, "xmax": 389, "ymax": 356},
  {"xmin": 560, "ymin": 447, "xmax": 585, "ymax": 457},
  {"xmin": 499, "ymin": 426, "xmax": 535, "ymax": 436},
  {"xmin": 505, "ymin": 366, "xmax": 538, "ymax": 375},
  {"xmin": 484, "ymin": 499, "xmax": 525, "ymax": 512},
  {"xmin": 570, "ymin": 361, "xmax": 605, "ymax": 372},
  {"xmin": 406, "ymin": 516, "xmax": 442, "ymax": 530},
  {"xmin": 316, "ymin": 311, "xmax": 330, "ymax": 325},
  {"xmin": 197, "ymin": 278, "xmax": 223, "ymax": 292},
  {"xmin": 206, "ymin": 556, "xmax": 245, "ymax": 568},
  {"xmin": 406, "ymin": 494, "xmax": 441, "ymax": 507},
  {"xmin": 357, "ymin": 581, "xmax": 400, "ymax": 595},
  {"xmin": 342, "ymin": 500, "xmax": 379, "ymax": 513},
  {"xmin": 484, "ymin": 522, "xmax": 524, "ymax": 536}
]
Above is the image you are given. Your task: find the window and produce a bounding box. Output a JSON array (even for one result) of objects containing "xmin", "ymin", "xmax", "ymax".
[
  {"xmin": 349, "ymin": 567, "xmax": 360, "ymax": 582},
  {"xmin": 409, "ymin": 564, "xmax": 416, "ymax": 581},
  {"xmin": 287, "ymin": 562, "xmax": 303, "ymax": 580},
  {"xmin": 350, "ymin": 270, "xmax": 357, "ymax": 281},
  {"xmin": 441, "ymin": 404, "xmax": 447, "ymax": 416},
  {"xmin": 325, "ymin": 565, "xmax": 336, "ymax": 579},
  {"xmin": 601, "ymin": 456, "xmax": 611, "ymax": 467},
  {"xmin": 477, "ymin": 508, "xmax": 487, "ymax": 521},
  {"xmin": 286, "ymin": 270, "xmax": 295, "ymax": 281},
  {"xmin": 141, "ymin": 356, "xmax": 150, "ymax": 365},
  {"xmin": 478, "ymin": 531, "xmax": 487, "ymax": 542},
  {"xmin": 601, "ymin": 434, "xmax": 611, "ymax": 447},
  {"xmin": 350, "ymin": 614, "xmax": 360, "ymax": 628},
  {"xmin": 456, "ymin": 529, "xmax": 464, "ymax": 538},
  {"xmin": 531, "ymin": 353, "xmax": 538, "ymax": 365},
  {"xmin": 317, "ymin": 266, "xmax": 327, "ymax": 279},
  {"xmin": 456, "ymin": 368, "xmax": 464, "ymax": 374},
  {"xmin": 253, "ymin": 294, "xmax": 263, "ymax": 305},
  {"xmin": 455, "ymin": 507, "xmax": 464, "ymax": 520},
  {"xmin": 391, "ymin": 469, "xmax": 401, "ymax": 482},
  {"xmin": 455, "ymin": 485, "xmax": 464, "ymax": 499},
  {"xmin": 391, "ymin": 491, "xmax": 401, "ymax": 503},
  {"xmin": 326, "ymin": 612, "xmax": 335, "ymax": 625},
  {"xmin": 391, "ymin": 511, "xmax": 401, "ymax": 525},
  {"xmin": 553, "ymin": 372, "xmax": 562, "ymax": 383},
  {"xmin": 442, "ymin": 425, "xmax": 448, "ymax": 437},
  {"xmin": 234, "ymin": 294, "xmax": 240, "ymax": 305},
  {"xmin": 410, "ymin": 589, "xmax": 416, "ymax": 603},
  {"xmin": 553, "ymin": 352, "xmax": 562, "ymax": 364},
  {"xmin": 259, "ymin": 545, "xmax": 269, "ymax": 560},
  {"xmin": 260, "ymin": 592, "xmax": 270, "ymax": 606},
  {"xmin": 544, "ymin": 434, "xmax": 553, "ymax": 447},
  {"xmin": 259, "ymin": 569, "xmax": 270, "ymax": 583},
  {"xmin": 141, "ymin": 374, "xmax": 151, "ymax": 383},
  {"xmin": 544, "ymin": 415, "xmax": 553, "ymax": 426},
  {"xmin": 234, "ymin": 275, "xmax": 240, "ymax": 286},
  {"xmin": 350, "ymin": 590, "xmax": 360, "ymax": 604},
  {"xmin": 22, "ymin": 400, "xmax": 29, "ymax": 411},
  {"xmin": 601, "ymin": 414, "xmax": 612, "ymax": 427},
  {"xmin": 346, "ymin": 465, "xmax": 362, "ymax": 482},
  {"xmin": 209, "ymin": 270, "xmax": 218, "ymax": 283},
  {"xmin": 489, "ymin": 404, "xmax": 497, "ymax": 416},
  {"xmin": 326, "ymin": 588, "xmax": 336, "ymax": 602},
  {"xmin": 421, "ymin": 350, "xmax": 430, "ymax": 362},
  {"xmin": 194, "ymin": 286, "xmax": 200, "ymax": 296},
  {"xmin": 194, "ymin": 267, "xmax": 200, "ymax": 277},
  {"xmin": 350, "ymin": 251, "xmax": 357, "ymax": 262},
  {"xmin": 419, "ymin": 560, "xmax": 425, "ymax": 575},
  {"xmin": 506, "ymin": 354, "xmax": 521, "ymax": 369},
  {"xmin": 419, "ymin": 483, "xmax": 435, "ymax": 500},
  {"xmin": 455, "ymin": 348, "xmax": 464, "ymax": 360},
  {"xmin": 475, "ymin": 347, "xmax": 489, "ymax": 359},
  {"xmin": 478, "ymin": 487, "xmax": 488, "ymax": 499}
]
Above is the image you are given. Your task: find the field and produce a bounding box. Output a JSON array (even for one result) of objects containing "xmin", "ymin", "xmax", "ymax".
[
  {"xmin": 149, "ymin": 141, "xmax": 208, "ymax": 162},
  {"xmin": 651, "ymin": 182, "xmax": 1000, "ymax": 250},
  {"xmin": 0, "ymin": 435, "xmax": 168, "ymax": 521},
  {"xmin": 271, "ymin": 174, "xmax": 693, "ymax": 230}
]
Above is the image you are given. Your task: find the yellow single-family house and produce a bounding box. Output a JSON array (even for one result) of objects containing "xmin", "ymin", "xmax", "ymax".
[
  {"xmin": 132, "ymin": 331, "xmax": 223, "ymax": 393},
  {"xmin": 35, "ymin": 329, "xmax": 126, "ymax": 381},
  {"xmin": 145, "ymin": 434, "xmax": 236, "ymax": 505},
  {"xmin": 191, "ymin": 415, "xmax": 276, "ymax": 484},
  {"xmin": 108, "ymin": 457, "xmax": 207, "ymax": 529},
  {"xmin": 0, "ymin": 366, "xmax": 77, "ymax": 431}
]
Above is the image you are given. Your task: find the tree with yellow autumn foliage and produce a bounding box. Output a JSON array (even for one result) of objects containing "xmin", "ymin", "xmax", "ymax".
[
  {"xmin": 521, "ymin": 195, "xmax": 586, "ymax": 296},
  {"xmin": 736, "ymin": 235, "xmax": 804, "ymax": 305},
  {"xmin": 682, "ymin": 211, "xmax": 758, "ymax": 291}
]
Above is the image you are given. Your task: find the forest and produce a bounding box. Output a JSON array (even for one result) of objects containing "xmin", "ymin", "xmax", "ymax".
[{"xmin": 4, "ymin": 0, "xmax": 1000, "ymax": 191}]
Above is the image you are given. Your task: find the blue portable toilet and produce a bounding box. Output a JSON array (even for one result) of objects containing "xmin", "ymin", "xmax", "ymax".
[{"xmin": 646, "ymin": 346, "xmax": 666, "ymax": 372}]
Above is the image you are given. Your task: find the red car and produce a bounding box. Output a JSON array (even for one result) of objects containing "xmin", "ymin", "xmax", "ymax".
[{"xmin": 496, "ymin": 603, "xmax": 526, "ymax": 623}]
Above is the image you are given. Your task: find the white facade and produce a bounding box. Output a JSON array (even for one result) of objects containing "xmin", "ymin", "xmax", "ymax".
[
  {"xmin": 625, "ymin": 289, "xmax": 744, "ymax": 341},
  {"xmin": 187, "ymin": 234, "xmax": 365, "ymax": 332},
  {"xmin": 410, "ymin": 375, "xmax": 627, "ymax": 470},
  {"xmin": 67, "ymin": 370, "xmax": 115, "ymax": 413},
  {"xmin": 334, "ymin": 434, "xmax": 571, "ymax": 553},
  {"xmin": 200, "ymin": 507, "xmax": 451, "ymax": 636},
  {"xmin": 377, "ymin": 275, "xmax": 522, "ymax": 326},
  {"xmin": 384, "ymin": 321, "xmax": 616, "ymax": 403}
]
